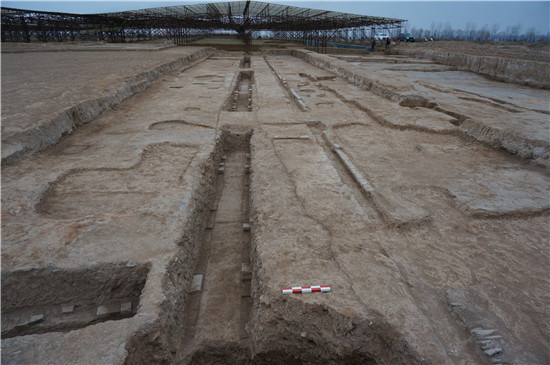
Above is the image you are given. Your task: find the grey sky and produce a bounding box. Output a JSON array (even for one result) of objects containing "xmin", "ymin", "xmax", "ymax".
[{"xmin": 2, "ymin": 1, "xmax": 549, "ymax": 34}]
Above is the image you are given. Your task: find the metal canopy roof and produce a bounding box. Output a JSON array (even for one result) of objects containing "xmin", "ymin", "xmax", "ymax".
[
  {"xmin": 2, "ymin": 1, "xmax": 405, "ymax": 32},
  {"xmin": 112, "ymin": 1, "xmax": 405, "ymax": 31},
  {"xmin": 1, "ymin": 1, "xmax": 405, "ymax": 46}
]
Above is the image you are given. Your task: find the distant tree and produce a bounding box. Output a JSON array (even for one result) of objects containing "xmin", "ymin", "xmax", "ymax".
[
  {"xmin": 407, "ymin": 21, "xmax": 545, "ymax": 43},
  {"xmin": 477, "ymin": 24, "xmax": 490, "ymax": 42},
  {"xmin": 490, "ymin": 23, "xmax": 500, "ymax": 41},
  {"xmin": 430, "ymin": 22, "xmax": 442, "ymax": 39},
  {"xmin": 466, "ymin": 22, "xmax": 477, "ymax": 41},
  {"xmin": 508, "ymin": 23, "xmax": 521, "ymax": 41},
  {"xmin": 436, "ymin": 22, "xmax": 445, "ymax": 39},
  {"xmin": 410, "ymin": 27, "xmax": 424, "ymax": 39},
  {"xmin": 524, "ymin": 27, "xmax": 537, "ymax": 42},
  {"xmin": 441, "ymin": 22, "xmax": 454, "ymax": 40}
]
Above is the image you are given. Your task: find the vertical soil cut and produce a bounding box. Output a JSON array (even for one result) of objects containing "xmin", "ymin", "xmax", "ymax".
[{"xmin": 1, "ymin": 263, "xmax": 149, "ymax": 338}]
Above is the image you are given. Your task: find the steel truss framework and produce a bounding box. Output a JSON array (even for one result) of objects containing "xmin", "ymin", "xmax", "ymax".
[{"xmin": 1, "ymin": 1, "xmax": 405, "ymax": 51}]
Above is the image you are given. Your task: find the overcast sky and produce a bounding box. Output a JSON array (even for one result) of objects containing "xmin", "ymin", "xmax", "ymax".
[{"xmin": 2, "ymin": 1, "xmax": 549, "ymax": 34}]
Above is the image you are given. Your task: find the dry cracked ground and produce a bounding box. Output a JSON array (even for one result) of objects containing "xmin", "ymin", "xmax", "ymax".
[{"xmin": 1, "ymin": 41, "xmax": 549, "ymax": 364}]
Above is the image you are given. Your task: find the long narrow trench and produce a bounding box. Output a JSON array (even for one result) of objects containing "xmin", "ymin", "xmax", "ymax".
[
  {"xmin": 182, "ymin": 130, "xmax": 252, "ymax": 362},
  {"xmin": 236, "ymin": 76, "xmax": 253, "ymax": 112},
  {"xmin": 228, "ymin": 71, "xmax": 254, "ymax": 112},
  {"xmin": 306, "ymin": 122, "xmax": 382, "ymax": 224}
]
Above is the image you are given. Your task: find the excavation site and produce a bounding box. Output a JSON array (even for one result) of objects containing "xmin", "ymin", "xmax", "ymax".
[{"xmin": 1, "ymin": 2, "xmax": 549, "ymax": 364}]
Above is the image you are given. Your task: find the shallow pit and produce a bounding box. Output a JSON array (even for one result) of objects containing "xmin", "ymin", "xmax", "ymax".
[{"xmin": 1, "ymin": 262, "xmax": 150, "ymax": 338}]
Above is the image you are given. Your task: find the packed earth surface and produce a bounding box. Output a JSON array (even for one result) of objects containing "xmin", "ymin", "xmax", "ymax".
[{"xmin": 1, "ymin": 39, "xmax": 549, "ymax": 364}]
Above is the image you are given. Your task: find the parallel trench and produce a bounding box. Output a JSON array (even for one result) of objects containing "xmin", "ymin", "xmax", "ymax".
[
  {"xmin": 172, "ymin": 59, "xmax": 385, "ymax": 363},
  {"xmin": 181, "ymin": 128, "xmax": 254, "ymax": 362},
  {"xmin": 228, "ymin": 57, "xmax": 254, "ymax": 112},
  {"xmin": 306, "ymin": 121, "xmax": 382, "ymax": 223},
  {"xmin": 170, "ymin": 58, "xmax": 409, "ymax": 364},
  {"xmin": 174, "ymin": 132, "xmax": 387, "ymax": 364}
]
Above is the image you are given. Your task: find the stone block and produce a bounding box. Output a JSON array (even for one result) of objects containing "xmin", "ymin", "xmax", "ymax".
[
  {"xmin": 190, "ymin": 274, "xmax": 203, "ymax": 293},
  {"xmin": 472, "ymin": 328, "xmax": 496, "ymax": 337},
  {"xmin": 121, "ymin": 302, "xmax": 132, "ymax": 313},
  {"xmin": 28, "ymin": 314, "xmax": 44, "ymax": 325},
  {"xmin": 61, "ymin": 305, "xmax": 75, "ymax": 314},
  {"xmin": 484, "ymin": 348, "xmax": 503, "ymax": 357}
]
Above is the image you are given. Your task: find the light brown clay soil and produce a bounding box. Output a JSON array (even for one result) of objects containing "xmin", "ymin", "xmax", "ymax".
[
  {"xmin": 396, "ymin": 40, "xmax": 550, "ymax": 63},
  {"xmin": 1, "ymin": 40, "xmax": 549, "ymax": 364},
  {"xmin": 390, "ymin": 41, "xmax": 550, "ymax": 89}
]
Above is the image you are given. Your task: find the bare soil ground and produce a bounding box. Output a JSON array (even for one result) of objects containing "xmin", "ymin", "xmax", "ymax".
[
  {"xmin": 391, "ymin": 40, "xmax": 550, "ymax": 89},
  {"xmin": 1, "ymin": 40, "xmax": 549, "ymax": 364},
  {"xmin": 396, "ymin": 40, "xmax": 550, "ymax": 63},
  {"xmin": 1, "ymin": 44, "xmax": 212, "ymax": 164}
]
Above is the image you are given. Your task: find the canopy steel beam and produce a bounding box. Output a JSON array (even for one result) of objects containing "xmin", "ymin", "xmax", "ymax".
[{"xmin": 1, "ymin": 1, "xmax": 406, "ymax": 45}]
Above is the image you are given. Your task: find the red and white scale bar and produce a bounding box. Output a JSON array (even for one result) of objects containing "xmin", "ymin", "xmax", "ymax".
[{"xmin": 282, "ymin": 285, "xmax": 331, "ymax": 294}]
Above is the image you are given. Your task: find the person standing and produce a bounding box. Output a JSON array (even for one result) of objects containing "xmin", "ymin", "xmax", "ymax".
[
  {"xmin": 385, "ymin": 37, "xmax": 391, "ymax": 49},
  {"xmin": 371, "ymin": 38, "xmax": 376, "ymax": 53}
]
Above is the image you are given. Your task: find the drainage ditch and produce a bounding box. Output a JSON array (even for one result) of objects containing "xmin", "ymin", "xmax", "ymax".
[
  {"xmin": 180, "ymin": 126, "xmax": 254, "ymax": 363},
  {"xmin": 240, "ymin": 55, "xmax": 251, "ymax": 69},
  {"xmin": 263, "ymin": 56, "xmax": 309, "ymax": 112},
  {"xmin": 174, "ymin": 127, "xmax": 388, "ymax": 364},
  {"xmin": 226, "ymin": 71, "xmax": 255, "ymax": 112},
  {"xmin": 120, "ymin": 127, "xmax": 419, "ymax": 364}
]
